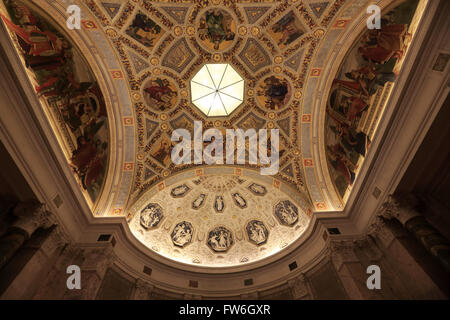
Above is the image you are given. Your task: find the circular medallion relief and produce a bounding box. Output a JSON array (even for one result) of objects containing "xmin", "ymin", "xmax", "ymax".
[
  {"xmin": 142, "ymin": 77, "xmax": 178, "ymax": 112},
  {"xmin": 246, "ymin": 220, "xmax": 269, "ymax": 245},
  {"xmin": 140, "ymin": 203, "xmax": 164, "ymax": 229},
  {"xmin": 207, "ymin": 226, "xmax": 234, "ymax": 252},
  {"xmin": 197, "ymin": 9, "xmax": 236, "ymax": 52},
  {"xmin": 256, "ymin": 75, "xmax": 292, "ymax": 110},
  {"xmin": 171, "ymin": 221, "xmax": 194, "ymax": 247},
  {"xmin": 274, "ymin": 200, "xmax": 299, "ymax": 226}
]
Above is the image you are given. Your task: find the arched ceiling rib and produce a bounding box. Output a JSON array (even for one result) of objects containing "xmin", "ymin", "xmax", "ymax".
[{"xmin": 0, "ymin": 0, "xmax": 428, "ymax": 270}]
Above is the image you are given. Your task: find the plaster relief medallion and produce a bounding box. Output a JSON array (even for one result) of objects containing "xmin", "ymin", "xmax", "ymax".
[
  {"xmin": 140, "ymin": 203, "xmax": 164, "ymax": 229},
  {"xmin": 269, "ymin": 11, "xmax": 305, "ymax": 49},
  {"xmin": 207, "ymin": 226, "xmax": 234, "ymax": 252},
  {"xmin": 126, "ymin": 12, "xmax": 164, "ymax": 48},
  {"xmin": 214, "ymin": 195, "xmax": 225, "ymax": 213},
  {"xmin": 197, "ymin": 9, "xmax": 236, "ymax": 51},
  {"xmin": 248, "ymin": 183, "xmax": 267, "ymax": 196},
  {"xmin": 246, "ymin": 220, "xmax": 269, "ymax": 245},
  {"xmin": 257, "ymin": 76, "xmax": 292, "ymax": 110},
  {"xmin": 192, "ymin": 194, "xmax": 207, "ymax": 209},
  {"xmin": 171, "ymin": 221, "xmax": 194, "ymax": 247},
  {"xmin": 232, "ymin": 192, "xmax": 247, "ymax": 209},
  {"xmin": 170, "ymin": 184, "xmax": 191, "ymax": 198},
  {"xmin": 274, "ymin": 200, "xmax": 299, "ymax": 226},
  {"xmin": 143, "ymin": 77, "xmax": 177, "ymax": 112}
]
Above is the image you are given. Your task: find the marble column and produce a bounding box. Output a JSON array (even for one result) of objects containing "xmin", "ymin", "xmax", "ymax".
[
  {"xmin": 0, "ymin": 201, "xmax": 54, "ymax": 270},
  {"xmin": 32, "ymin": 243, "xmax": 81, "ymax": 299},
  {"xmin": 381, "ymin": 195, "xmax": 450, "ymax": 273},
  {"xmin": 62, "ymin": 244, "xmax": 115, "ymax": 300},
  {"xmin": 1, "ymin": 225, "xmax": 69, "ymax": 299},
  {"xmin": 368, "ymin": 215, "xmax": 445, "ymax": 299},
  {"xmin": 288, "ymin": 273, "xmax": 311, "ymax": 300},
  {"xmin": 330, "ymin": 240, "xmax": 371, "ymax": 299}
]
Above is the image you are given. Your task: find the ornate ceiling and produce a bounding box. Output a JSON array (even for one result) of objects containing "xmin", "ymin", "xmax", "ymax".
[
  {"xmin": 0, "ymin": 0, "xmax": 427, "ymax": 269},
  {"xmin": 129, "ymin": 170, "xmax": 311, "ymax": 267}
]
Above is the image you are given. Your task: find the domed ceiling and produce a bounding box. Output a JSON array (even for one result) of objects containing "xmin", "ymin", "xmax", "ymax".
[
  {"xmin": 0, "ymin": 0, "xmax": 426, "ymax": 269},
  {"xmin": 128, "ymin": 170, "xmax": 311, "ymax": 267}
]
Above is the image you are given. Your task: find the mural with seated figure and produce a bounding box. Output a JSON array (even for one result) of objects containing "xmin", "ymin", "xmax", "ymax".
[
  {"xmin": 0, "ymin": 0, "xmax": 109, "ymax": 205},
  {"xmin": 325, "ymin": 0, "xmax": 420, "ymax": 200}
]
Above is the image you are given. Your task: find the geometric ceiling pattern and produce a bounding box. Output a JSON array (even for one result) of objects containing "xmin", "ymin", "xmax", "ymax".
[
  {"xmin": 76, "ymin": 0, "xmax": 421, "ymax": 213},
  {"xmin": 104, "ymin": 0, "xmax": 322, "ymax": 209},
  {"xmin": 1, "ymin": 0, "xmax": 426, "ymax": 268}
]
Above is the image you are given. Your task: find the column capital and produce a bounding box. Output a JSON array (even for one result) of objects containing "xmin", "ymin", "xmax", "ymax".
[
  {"xmin": 368, "ymin": 215, "xmax": 398, "ymax": 248},
  {"xmin": 12, "ymin": 201, "xmax": 56, "ymax": 237},
  {"xmin": 330, "ymin": 240, "xmax": 359, "ymax": 271},
  {"xmin": 379, "ymin": 194, "xmax": 420, "ymax": 225},
  {"xmin": 40, "ymin": 225, "xmax": 71, "ymax": 256},
  {"xmin": 367, "ymin": 215, "xmax": 387, "ymax": 237},
  {"xmin": 287, "ymin": 273, "xmax": 306, "ymax": 287},
  {"xmin": 288, "ymin": 273, "xmax": 309, "ymax": 299},
  {"xmin": 330, "ymin": 240, "xmax": 358, "ymax": 258}
]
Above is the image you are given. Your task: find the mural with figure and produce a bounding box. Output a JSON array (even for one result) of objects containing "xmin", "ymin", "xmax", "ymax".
[
  {"xmin": 257, "ymin": 75, "xmax": 292, "ymax": 110},
  {"xmin": 170, "ymin": 184, "xmax": 191, "ymax": 198},
  {"xmin": 126, "ymin": 12, "xmax": 164, "ymax": 48},
  {"xmin": 325, "ymin": 0, "xmax": 420, "ymax": 199},
  {"xmin": 143, "ymin": 77, "xmax": 177, "ymax": 112},
  {"xmin": 0, "ymin": 0, "xmax": 109, "ymax": 204},
  {"xmin": 269, "ymin": 10, "xmax": 305, "ymax": 49},
  {"xmin": 198, "ymin": 9, "xmax": 236, "ymax": 51},
  {"xmin": 248, "ymin": 183, "xmax": 267, "ymax": 196},
  {"xmin": 214, "ymin": 195, "xmax": 225, "ymax": 213}
]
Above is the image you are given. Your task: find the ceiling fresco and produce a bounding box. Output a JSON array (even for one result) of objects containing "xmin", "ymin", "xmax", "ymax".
[
  {"xmin": 324, "ymin": 0, "xmax": 422, "ymax": 201},
  {"xmin": 0, "ymin": 0, "xmax": 428, "ymax": 268},
  {"xmin": 0, "ymin": 0, "xmax": 110, "ymax": 205}
]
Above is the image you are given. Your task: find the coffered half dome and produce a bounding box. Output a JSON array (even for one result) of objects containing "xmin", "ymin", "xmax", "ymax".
[{"xmin": 128, "ymin": 168, "xmax": 311, "ymax": 268}]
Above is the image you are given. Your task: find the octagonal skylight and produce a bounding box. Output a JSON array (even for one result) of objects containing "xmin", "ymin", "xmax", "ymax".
[{"xmin": 191, "ymin": 64, "xmax": 244, "ymax": 117}]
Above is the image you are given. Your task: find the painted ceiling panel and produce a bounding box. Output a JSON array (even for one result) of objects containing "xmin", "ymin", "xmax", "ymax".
[{"xmin": 0, "ymin": 0, "xmax": 427, "ymax": 269}]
